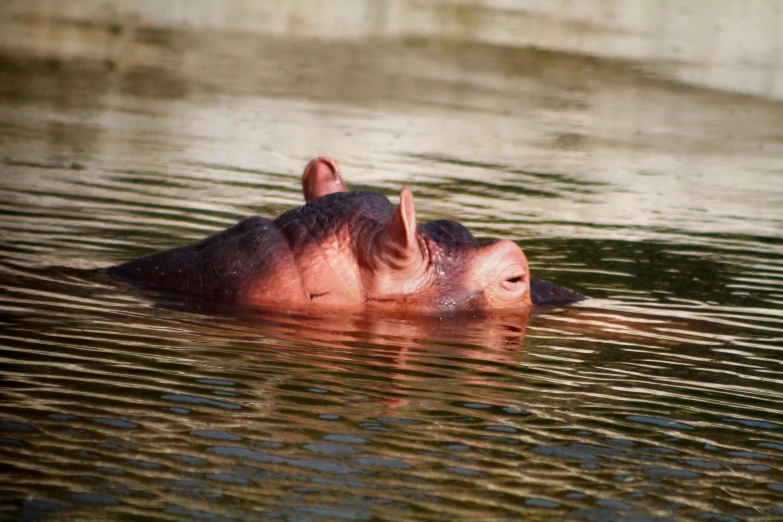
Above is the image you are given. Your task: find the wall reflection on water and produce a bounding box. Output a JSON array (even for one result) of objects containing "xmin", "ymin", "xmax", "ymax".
[
  {"xmin": 3, "ymin": 1, "xmax": 782, "ymax": 241},
  {"xmin": 2, "ymin": 1, "xmax": 783, "ymax": 521}
]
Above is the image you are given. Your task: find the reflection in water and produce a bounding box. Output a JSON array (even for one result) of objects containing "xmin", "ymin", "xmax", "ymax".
[
  {"xmin": 3, "ymin": 261, "xmax": 783, "ymax": 520},
  {"xmin": 2, "ymin": 6, "xmax": 783, "ymax": 521}
]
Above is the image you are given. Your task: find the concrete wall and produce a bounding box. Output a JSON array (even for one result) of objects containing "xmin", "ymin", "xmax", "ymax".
[{"xmin": 2, "ymin": 0, "xmax": 782, "ymax": 99}]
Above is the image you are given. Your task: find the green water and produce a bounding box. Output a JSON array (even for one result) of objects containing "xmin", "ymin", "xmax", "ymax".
[{"xmin": 1, "ymin": 16, "xmax": 783, "ymax": 522}]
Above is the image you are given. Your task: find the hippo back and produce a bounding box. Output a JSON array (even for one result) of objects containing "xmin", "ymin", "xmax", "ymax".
[{"xmin": 106, "ymin": 216, "xmax": 290, "ymax": 296}]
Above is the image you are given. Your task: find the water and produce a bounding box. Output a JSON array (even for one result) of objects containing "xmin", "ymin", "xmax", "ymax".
[{"xmin": 2, "ymin": 10, "xmax": 783, "ymax": 522}]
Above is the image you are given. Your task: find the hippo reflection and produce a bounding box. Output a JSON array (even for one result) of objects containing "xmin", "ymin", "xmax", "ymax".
[{"xmin": 106, "ymin": 157, "xmax": 584, "ymax": 313}]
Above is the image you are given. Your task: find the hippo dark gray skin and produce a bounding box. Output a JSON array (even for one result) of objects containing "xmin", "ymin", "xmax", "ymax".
[{"xmin": 106, "ymin": 157, "xmax": 584, "ymax": 313}]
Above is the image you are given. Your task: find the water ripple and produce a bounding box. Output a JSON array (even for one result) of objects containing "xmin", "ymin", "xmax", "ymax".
[{"xmin": 2, "ymin": 18, "xmax": 783, "ymax": 521}]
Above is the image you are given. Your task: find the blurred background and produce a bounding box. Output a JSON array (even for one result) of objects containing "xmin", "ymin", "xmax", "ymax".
[
  {"xmin": 2, "ymin": 2, "xmax": 783, "ymax": 521},
  {"xmin": 2, "ymin": 0, "xmax": 782, "ymax": 242}
]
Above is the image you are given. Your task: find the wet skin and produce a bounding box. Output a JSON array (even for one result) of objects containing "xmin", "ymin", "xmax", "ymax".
[{"xmin": 106, "ymin": 157, "xmax": 584, "ymax": 313}]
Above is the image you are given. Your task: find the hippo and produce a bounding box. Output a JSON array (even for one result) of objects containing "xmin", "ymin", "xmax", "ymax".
[{"xmin": 106, "ymin": 157, "xmax": 584, "ymax": 313}]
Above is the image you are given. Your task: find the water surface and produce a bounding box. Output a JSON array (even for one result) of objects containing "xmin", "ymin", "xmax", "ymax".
[{"xmin": 1, "ymin": 14, "xmax": 783, "ymax": 522}]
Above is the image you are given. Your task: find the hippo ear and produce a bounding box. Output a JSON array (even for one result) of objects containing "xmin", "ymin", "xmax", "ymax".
[{"xmin": 375, "ymin": 189, "xmax": 423, "ymax": 268}]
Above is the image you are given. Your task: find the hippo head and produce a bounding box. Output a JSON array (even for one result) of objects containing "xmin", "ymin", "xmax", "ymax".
[
  {"xmin": 357, "ymin": 190, "xmax": 532, "ymax": 312},
  {"xmin": 106, "ymin": 157, "xmax": 582, "ymax": 314}
]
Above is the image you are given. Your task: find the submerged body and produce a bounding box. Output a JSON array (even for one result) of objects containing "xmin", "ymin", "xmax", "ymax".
[{"xmin": 107, "ymin": 157, "xmax": 583, "ymax": 312}]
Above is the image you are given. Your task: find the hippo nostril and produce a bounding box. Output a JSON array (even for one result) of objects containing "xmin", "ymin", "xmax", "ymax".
[{"xmin": 500, "ymin": 269, "xmax": 527, "ymax": 292}]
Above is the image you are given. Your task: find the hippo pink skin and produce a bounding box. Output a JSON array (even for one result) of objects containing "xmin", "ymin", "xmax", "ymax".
[{"xmin": 107, "ymin": 157, "xmax": 569, "ymax": 313}]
